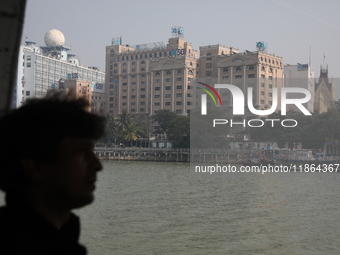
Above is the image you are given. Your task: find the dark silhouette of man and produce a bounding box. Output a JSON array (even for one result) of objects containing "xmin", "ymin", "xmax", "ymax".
[{"xmin": 0, "ymin": 92, "xmax": 106, "ymax": 254}]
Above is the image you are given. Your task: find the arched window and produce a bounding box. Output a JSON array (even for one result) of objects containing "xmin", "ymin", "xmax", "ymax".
[
  {"xmin": 141, "ymin": 60, "xmax": 145, "ymax": 64},
  {"xmin": 249, "ymin": 66, "xmax": 255, "ymax": 70},
  {"xmin": 132, "ymin": 61, "xmax": 136, "ymax": 65},
  {"xmin": 188, "ymin": 70, "xmax": 193, "ymax": 75},
  {"xmin": 206, "ymin": 52, "xmax": 212, "ymax": 56},
  {"xmin": 223, "ymin": 68, "xmax": 228, "ymax": 72},
  {"xmin": 122, "ymin": 62, "xmax": 127, "ymax": 66},
  {"xmin": 155, "ymin": 71, "xmax": 161, "ymax": 76},
  {"xmin": 177, "ymin": 69, "xmax": 183, "ymax": 74},
  {"xmin": 236, "ymin": 67, "xmax": 242, "ymax": 71},
  {"xmin": 166, "ymin": 70, "xmax": 171, "ymax": 75}
]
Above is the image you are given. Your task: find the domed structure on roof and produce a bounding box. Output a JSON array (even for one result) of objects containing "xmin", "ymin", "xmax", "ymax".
[{"xmin": 44, "ymin": 29, "xmax": 65, "ymax": 47}]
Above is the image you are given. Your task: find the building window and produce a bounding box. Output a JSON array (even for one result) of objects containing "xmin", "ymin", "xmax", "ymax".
[
  {"xmin": 206, "ymin": 63, "xmax": 212, "ymax": 68},
  {"xmin": 261, "ymin": 74, "xmax": 265, "ymax": 79},
  {"xmin": 165, "ymin": 102, "xmax": 171, "ymax": 106},
  {"xmin": 206, "ymin": 71, "xmax": 212, "ymax": 76},
  {"xmin": 166, "ymin": 78, "xmax": 171, "ymax": 82},
  {"xmin": 122, "ymin": 96, "xmax": 127, "ymax": 99},
  {"xmin": 187, "ymin": 101, "xmax": 192, "ymax": 105},
  {"xmin": 166, "ymin": 70, "xmax": 171, "ymax": 75},
  {"xmin": 155, "ymin": 87, "xmax": 160, "ymax": 91},
  {"xmin": 141, "ymin": 88, "xmax": 145, "ymax": 91},
  {"xmin": 222, "ymin": 76, "xmax": 229, "ymax": 80},
  {"xmin": 249, "ymin": 65, "xmax": 255, "ymax": 70},
  {"xmin": 177, "ymin": 69, "xmax": 182, "ymax": 74},
  {"xmin": 188, "ymin": 85, "xmax": 193, "ymax": 90},
  {"xmin": 236, "ymin": 67, "xmax": 242, "ymax": 71},
  {"xmin": 123, "ymin": 83, "xmax": 127, "ymax": 86},
  {"xmin": 141, "ymin": 67, "xmax": 145, "ymax": 71},
  {"xmin": 140, "ymin": 101, "xmax": 145, "ymax": 105},
  {"xmin": 166, "ymin": 86, "xmax": 171, "ymax": 90},
  {"xmin": 269, "ymin": 84, "xmax": 273, "ymax": 88},
  {"xmin": 176, "ymin": 101, "xmax": 182, "ymax": 105},
  {"xmin": 176, "ymin": 85, "xmax": 182, "ymax": 90},
  {"xmin": 155, "ymin": 71, "xmax": 161, "ymax": 76},
  {"xmin": 155, "ymin": 95, "xmax": 160, "ymax": 99},
  {"xmin": 261, "ymin": 100, "xmax": 265, "ymax": 104},
  {"xmin": 176, "ymin": 77, "xmax": 182, "ymax": 82},
  {"xmin": 223, "ymin": 68, "xmax": 228, "ymax": 72},
  {"xmin": 176, "ymin": 109, "xmax": 182, "ymax": 114},
  {"xmin": 165, "ymin": 94, "xmax": 171, "ymax": 98},
  {"xmin": 131, "ymin": 95, "xmax": 136, "ymax": 99},
  {"xmin": 269, "ymin": 92, "xmax": 272, "ymax": 97},
  {"xmin": 235, "ymin": 75, "xmax": 242, "ymax": 79},
  {"xmin": 155, "ymin": 79, "xmax": 160, "ymax": 83},
  {"xmin": 261, "ymin": 91, "xmax": 265, "ymax": 95},
  {"xmin": 26, "ymin": 91, "xmax": 30, "ymax": 96},
  {"xmin": 206, "ymin": 57, "xmax": 212, "ymax": 61},
  {"xmin": 187, "ymin": 93, "xmax": 192, "ymax": 98},
  {"xmin": 27, "ymin": 62, "xmax": 31, "ymax": 67},
  {"xmin": 154, "ymin": 102, "xmax": 160, "ymax": 106},
  {"xmin": 140, "ymin": 108, "xmax": 145, "ymax": 112},
  {"xmin": 141, "ymin": 95, "xmax": 145, "ymax": 98},
  {"xmin": 248, "ymin": 74, "xmax": 255, "ymax": 78},
  {"xmin": 109, "ymin": 97, "xmax": 113, "ymax": 102},
  {"xmin": 176, "ymin": 93, "xmax": 182, "ymax": 97},
  {"xmin": 269, "ymin": 76, "xmax": 273, "ymax": 80}
]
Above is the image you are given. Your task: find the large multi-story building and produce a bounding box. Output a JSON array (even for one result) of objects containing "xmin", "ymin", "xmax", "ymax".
[
  {"xmin": 105, "ymin": 27, "xmax": 198, "ymax": 130},
  {"xmin": 13, "ymin": 29, "xmax": 105, "ymax": 108},
  {"xmin": 198, "ymin": 42, "xmax": 284, "ymax": 121},
  {"xmin": 283, "ymin": 63, "xmax": 315, "ymax": 113}
]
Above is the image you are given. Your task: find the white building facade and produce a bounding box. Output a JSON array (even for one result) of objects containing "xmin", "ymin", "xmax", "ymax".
[{"xmin": 12, "ymin": 29, "xmax": 105, "ymax": 108}]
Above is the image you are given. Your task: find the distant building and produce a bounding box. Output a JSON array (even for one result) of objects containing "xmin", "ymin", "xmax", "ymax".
[
  {"xmin": 314, "ymin": 66, "xmax": 335, "ymax": 114},
  {"xmin": 105, "ymin": 27, "xmax": 198, "ymax": 131},
  {"xmin": 283, "ymin": 63, "xmax": 315, "ymax": 113},
  {"xmin": 58, "ymin": 79, "xmax": 106, "ymax": 115},
  {"xmin": 13, "ymin": 29, "xmax": 105, "ymax": 108}
]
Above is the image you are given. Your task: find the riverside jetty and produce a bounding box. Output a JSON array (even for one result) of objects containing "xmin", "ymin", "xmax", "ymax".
[{"xmin": 95, "ymin": 147, "xmax": 238, "ymax": 163}]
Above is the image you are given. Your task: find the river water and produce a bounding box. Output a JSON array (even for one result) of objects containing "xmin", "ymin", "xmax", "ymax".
[{"xmin": 1, "ymin": 161, "xmax": 340, "ymax": 254}]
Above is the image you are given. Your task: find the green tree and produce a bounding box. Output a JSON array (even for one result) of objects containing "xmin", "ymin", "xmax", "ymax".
[{"xmin": 152, "ymin": 109, "xmax": 177, "ymax": 134}]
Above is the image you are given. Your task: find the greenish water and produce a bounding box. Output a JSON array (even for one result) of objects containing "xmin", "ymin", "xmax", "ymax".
[{"xmin": 2, "ymin": 161, "xmax": 340, "ymax": 254}]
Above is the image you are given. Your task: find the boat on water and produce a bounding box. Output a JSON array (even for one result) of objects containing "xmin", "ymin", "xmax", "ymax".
[
  {"xmin": 238, "ymin": 147, "xmax": 340, "ymax": 171},
  {"xmin": 238, "ymin": 149, "xmax": 275, "ymax": 166},
  {"xmin": 273, "ymin": 149, "xmax": 340, "ymax": 167}
]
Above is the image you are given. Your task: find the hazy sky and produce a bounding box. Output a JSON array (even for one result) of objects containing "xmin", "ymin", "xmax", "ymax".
[{"xmin": 23, "ymin": 0, "xmax": 340, "ymax": 79}]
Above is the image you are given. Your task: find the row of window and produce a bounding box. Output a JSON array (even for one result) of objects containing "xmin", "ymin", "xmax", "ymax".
[
  {"xmin": 121, "ymin": 93, "xmax": 193, "ymax": 99},
  {"xmin": 109, "ymin": 84, "xmax": 194, "ymax": 90},
  {"xmin": 110, "ymin": 50, "xmax": 186, "ymax": 62}
]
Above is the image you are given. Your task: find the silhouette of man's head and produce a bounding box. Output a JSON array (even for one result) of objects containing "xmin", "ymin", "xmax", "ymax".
[{"xmin": 0, "ymin": 92, "xmax": 106, "ymax": 209}]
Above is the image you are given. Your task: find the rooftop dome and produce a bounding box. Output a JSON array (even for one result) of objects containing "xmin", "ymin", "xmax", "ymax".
[{"xmin": 44, "ymin": 29, "xmax": 65, "ymax": 47}]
